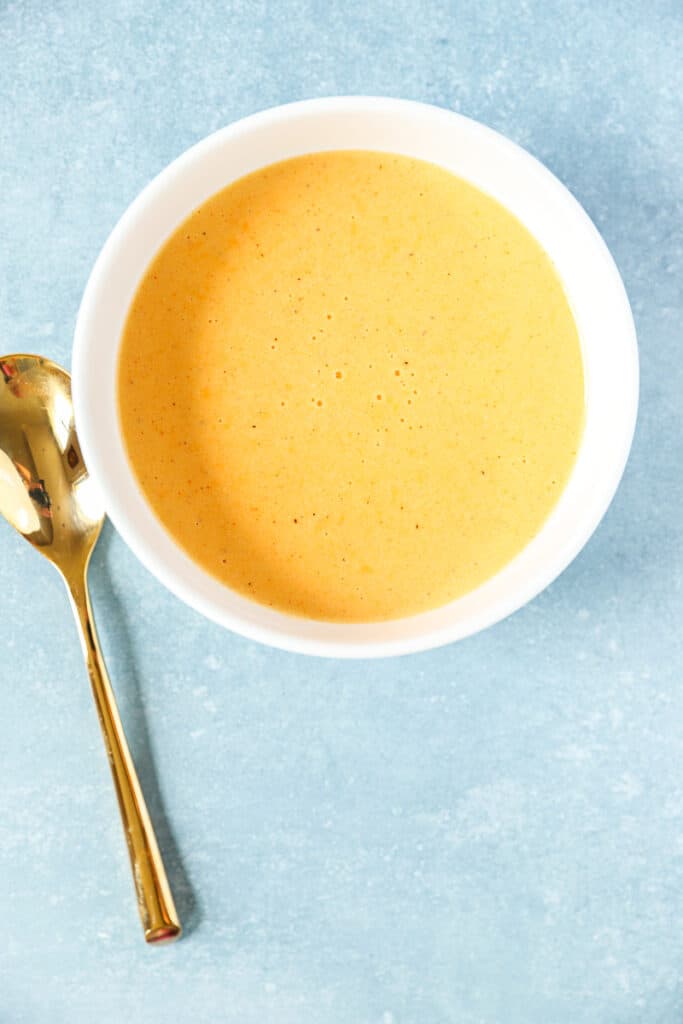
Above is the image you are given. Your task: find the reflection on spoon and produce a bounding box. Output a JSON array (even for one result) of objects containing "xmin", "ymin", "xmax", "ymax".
[{"xmin": 0, "ymin": 449, "xmax": 41, "ymax": 534}]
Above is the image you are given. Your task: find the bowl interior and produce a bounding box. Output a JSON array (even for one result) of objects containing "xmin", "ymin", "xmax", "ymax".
[{"xmin": 73, "ymin": 98, "xmax": 638, "ymax": 657}]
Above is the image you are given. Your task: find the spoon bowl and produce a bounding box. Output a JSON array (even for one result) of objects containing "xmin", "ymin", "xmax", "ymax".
[
  {"xmin": 0, "ymin": 353, "xmax": 181, "ymax": 944},
  {"xmin": 0, "ymin": 354, "xmax": 103, "ymax": 564}
]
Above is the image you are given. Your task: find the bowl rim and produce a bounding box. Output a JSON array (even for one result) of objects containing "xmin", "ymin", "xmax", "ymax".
[{"xmin": 72, "ymin": 96, "xmax": 639, "ymax": 658}]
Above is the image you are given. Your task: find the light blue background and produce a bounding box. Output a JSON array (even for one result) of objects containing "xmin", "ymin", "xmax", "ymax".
[{"xmin": 1, "ymin": 1, "xmax": 681, "ymax": 1021}]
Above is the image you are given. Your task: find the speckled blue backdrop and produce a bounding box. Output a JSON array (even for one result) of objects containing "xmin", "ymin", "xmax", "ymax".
[{"xmin": 1, "ymin": 1, "xmax": 681, "ymax": 1021}]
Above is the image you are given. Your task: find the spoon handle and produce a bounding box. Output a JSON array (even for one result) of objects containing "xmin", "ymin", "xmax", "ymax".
[{"xmin": 65, "ymin": 569, "xmax": 182, "ymax": 944}]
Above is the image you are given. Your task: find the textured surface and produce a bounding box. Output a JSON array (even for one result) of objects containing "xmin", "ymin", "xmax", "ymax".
[
  {"xmin": 0, "ymin": 1, "xmax": 681, "ymax": 1021},
  {"xmin": 119, "ymin": 151, "xmax": 585, "ymax": 621}
]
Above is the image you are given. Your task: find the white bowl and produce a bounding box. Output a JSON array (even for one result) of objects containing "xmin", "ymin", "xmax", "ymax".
[{"xmin": 73, "ymin": 97, "xmax": 638, "ymax": 658}]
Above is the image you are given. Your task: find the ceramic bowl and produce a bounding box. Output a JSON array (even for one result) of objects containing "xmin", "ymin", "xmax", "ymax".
[{"xmin": 72, "ymin": 97, "xmax": 638, "ymax": 657}]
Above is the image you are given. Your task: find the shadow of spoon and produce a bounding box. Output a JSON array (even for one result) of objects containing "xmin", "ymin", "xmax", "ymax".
[{"xmin": 91, "ymin": 521, "xmax": 202, "ymax": 936}]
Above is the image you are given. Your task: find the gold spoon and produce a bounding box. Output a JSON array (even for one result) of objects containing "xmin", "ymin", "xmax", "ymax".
[{"xmin": 0, "ymin": 353, "xmax": 181, "ymax": 944}]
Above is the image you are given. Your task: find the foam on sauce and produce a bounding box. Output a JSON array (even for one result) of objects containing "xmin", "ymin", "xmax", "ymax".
[{"xmin": 118, "ymin": 151, "xmax": 584, "ymax": 621}]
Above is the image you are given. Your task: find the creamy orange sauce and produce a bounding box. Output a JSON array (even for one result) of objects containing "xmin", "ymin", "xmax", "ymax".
[{"xmin": 118, "ymin": 151, "xmax": 584, "ymax": 622}]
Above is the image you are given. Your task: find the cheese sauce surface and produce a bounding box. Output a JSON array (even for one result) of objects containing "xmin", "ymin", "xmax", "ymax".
[{"xmin": 118, "ymin": 151, "xmax": 584, "ymax": 621}]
